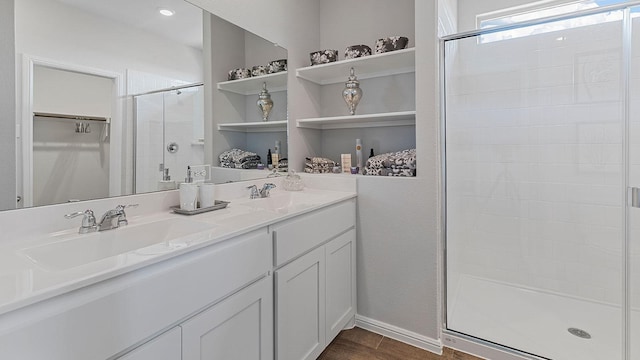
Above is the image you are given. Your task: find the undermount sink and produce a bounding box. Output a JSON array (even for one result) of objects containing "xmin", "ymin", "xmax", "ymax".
[
  {"xmin": 240, "ymin": 191, "xmax": 327, "ymax": 214},
  {"xmin": 21, "ymin": 218, "xmax": 214, "ymax": 271}
]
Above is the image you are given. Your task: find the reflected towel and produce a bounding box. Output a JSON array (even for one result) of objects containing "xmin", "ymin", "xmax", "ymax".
[
  {"xmin": 219, "ymin": 149, "xmax": 261, "ymax": 168},
  {"xmin": 365, "ymin": 149, "xmax": 416, "ymax": 170},
  {"xmin": 304, "ymin": 157, "xmax": 336, "ymax": 174},
  {"xmin": 362, "ymin": 167, "xmax": 416, "ymax": 177}
]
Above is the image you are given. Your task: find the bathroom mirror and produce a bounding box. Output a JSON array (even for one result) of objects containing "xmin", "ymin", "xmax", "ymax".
[{"xmin": 1, "ymin": 0, "xmax": 287, "ymax": 211}]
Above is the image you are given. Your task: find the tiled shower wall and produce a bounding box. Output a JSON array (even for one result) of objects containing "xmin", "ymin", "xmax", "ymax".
[{"xmin": 446, "ymin": 17, "xmax": 625, "ymax": 306}]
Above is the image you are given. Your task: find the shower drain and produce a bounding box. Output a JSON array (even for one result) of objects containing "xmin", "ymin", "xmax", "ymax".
[{"xmin": 568, "ymin": 328, "xmax": 592, "ymax": 339}]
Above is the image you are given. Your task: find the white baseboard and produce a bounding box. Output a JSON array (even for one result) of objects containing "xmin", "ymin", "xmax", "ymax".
[{"xmin": 354, "ymin": 315, "xmax": 442, "ymax": 355}]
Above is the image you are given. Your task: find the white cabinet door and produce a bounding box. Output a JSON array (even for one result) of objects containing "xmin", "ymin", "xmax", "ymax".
[
  {"xmin": 275, "ymin": 246, "xmax": 326, "ymax": 360},
  {"xmin": 325, "ymin": 229, "xmax": 356, "ymax": 343},
  {"xmin": 117, "ymin": 327, "xmax": 181, "ymax": 360},
  {"xmin": 181, "ymin": 276, "xmax": 273, "ymax": 360}
]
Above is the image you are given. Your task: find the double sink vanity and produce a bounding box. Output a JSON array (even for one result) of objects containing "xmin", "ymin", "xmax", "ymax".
[{"xmin": 0, "ymin": 175, "xmax": 357, "ymax": 360}]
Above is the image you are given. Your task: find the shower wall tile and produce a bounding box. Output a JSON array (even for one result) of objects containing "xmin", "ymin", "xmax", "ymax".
[{"xmin": 446, "ymin": 20, "xmax": 625, "ymax": 306}]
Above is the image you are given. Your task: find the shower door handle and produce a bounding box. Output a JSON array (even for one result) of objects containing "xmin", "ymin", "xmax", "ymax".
[{"xmin": 631, "ymin": 187, "xmax": 640, "ymax": 208}]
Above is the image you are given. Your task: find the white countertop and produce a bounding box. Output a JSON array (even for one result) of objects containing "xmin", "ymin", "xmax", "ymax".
[{"xmin": 0, "ymin": 177, "xmax": 356, "ymax": 317}]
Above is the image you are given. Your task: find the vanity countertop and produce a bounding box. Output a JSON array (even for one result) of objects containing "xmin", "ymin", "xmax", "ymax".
[{"xmin": 0, "ymin": 179, "xmax": 356, "ymax": 317}]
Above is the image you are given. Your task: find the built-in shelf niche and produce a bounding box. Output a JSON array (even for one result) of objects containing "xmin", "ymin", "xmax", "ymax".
[
  {"xmin": 296, "ymin": 111, "xmax": 415, "ymax": 130},
  {"xmin": 208, "ymin": 12, "xmax": 288, "ymax": 164},
  {"xmin": 217, "ymin": 72, "xmax": 288, "ymax": 95},
  {"xmin": 296, "ymin": 48, "xmax": 415, "ymax": 85},
  {"xmin": 218, "ymin": 120, "xmax": 288, "ymax": 132}
]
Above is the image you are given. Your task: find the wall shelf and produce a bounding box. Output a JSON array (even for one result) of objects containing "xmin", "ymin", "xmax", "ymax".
[
  {"xmin": 218, "ymin": 120, "xmax": 287, "ymax": 132},
  {"xmin": 217, "ymin": 72, "xmax": 288, "ymax": 95},
  {"xmin": 295, "ymin": 48, "xmax": 415, "ymax": 85},
  {"xmin": 296, "ymin": 111, "xmax": 415, "ymax": 130}
]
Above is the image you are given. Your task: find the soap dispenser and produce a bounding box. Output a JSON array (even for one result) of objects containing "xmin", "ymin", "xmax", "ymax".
[{"xmin": 179, "ymin": 166, "xmax": 198, "ymax": 211}]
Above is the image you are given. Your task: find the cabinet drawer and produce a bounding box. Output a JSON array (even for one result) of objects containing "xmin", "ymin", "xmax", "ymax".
[{"xmin": 272, "ymin": 199, "xmax": 355, "ymax": 267}]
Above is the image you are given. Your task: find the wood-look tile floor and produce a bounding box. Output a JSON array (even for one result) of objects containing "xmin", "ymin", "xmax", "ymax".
[{"xmin": 318, "ymin": 327, "xmax": 484, "ymax": 360}]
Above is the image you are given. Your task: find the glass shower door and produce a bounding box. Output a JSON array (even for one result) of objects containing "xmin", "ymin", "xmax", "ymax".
[
  {"xmin": 444, "ymin": 9, "xmax": 625, "ymax": 360},
  {"xmin": 134, "ymin": 92, "xmax": 165, "ymax": 194},
  {"xmin": 134, "ymin": 85, "xmax": 205, "ymax": 194},
  {"xmin": 628, "ymin": 6, "xmax": 640, "ymax": 360}
]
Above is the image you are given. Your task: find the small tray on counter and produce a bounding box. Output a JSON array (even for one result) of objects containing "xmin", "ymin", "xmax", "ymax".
[{"xmin": 171, "ymin": 200, "xmax": 230, "ymax": 215}]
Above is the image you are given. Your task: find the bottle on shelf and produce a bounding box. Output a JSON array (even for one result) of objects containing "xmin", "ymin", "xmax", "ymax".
[
  {"xmin": 267, "ymin": 149, "xmax": 273, "ymax": 169},
  {"xmin": 355, "ymin": 139, "xmax": 363, "ymax": 173},
  {"xmin": 369, "ymin": 148, "xmax": 375, "ymax": 158}
]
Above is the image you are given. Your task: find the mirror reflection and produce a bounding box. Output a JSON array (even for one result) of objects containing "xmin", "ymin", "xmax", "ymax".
[
  {"xmin": 32, "ymin": 67, "xmax": 116, "ymax": 206},
  {"xmin": 3, "ymin": 0, "xmax": 287, "ymax": 212},
  {"xmin": 134, "ymin": 84, "xmax": 204, "ymax": 195}
]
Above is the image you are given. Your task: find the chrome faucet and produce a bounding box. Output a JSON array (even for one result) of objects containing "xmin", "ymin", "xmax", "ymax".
[
  {"xmin": 97, "ymin": 204, "xmax": 138, "ymax": 231},
  {"xmin": 65, "ymin": 209, "xmax": 97, "ymax": 234},
  {"xmin": 66, "ymin": 204, "xmax": 138, "ymax": 234},
  {"xmin": 260, "ymin": 183, "xmax": 276, "ymax": 197},
  {"xmin": 247, "ymin": 183, "xmax": 277, "ymax": 199}
]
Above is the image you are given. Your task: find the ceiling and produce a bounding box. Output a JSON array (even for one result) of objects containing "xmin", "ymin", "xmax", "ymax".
[{"xmin": 57, "ymin": 0, "xmax": 203, "ymax": 49}]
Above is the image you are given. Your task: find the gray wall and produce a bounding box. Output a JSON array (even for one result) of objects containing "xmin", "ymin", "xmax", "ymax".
[
  {"xmin": 205, "ymin": 13, "xmax": 247, "ymax": 164},
  {"xmin": 0, "ymin": 0, "xmax": 16, "ymax": 211},
  {"xmin": 313, "ymin": 0, "xmax": 441, "ymax": 346}
]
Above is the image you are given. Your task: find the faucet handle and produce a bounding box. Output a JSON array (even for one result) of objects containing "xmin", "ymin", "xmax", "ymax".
[
  {"xmin": 115, "ymin": 204, "xmax": 138, "ymax": 226},
  {"xmin": 262, "ymin": 183, "xmax": 277, "ymax": 190},
  {"xmin": 116, "ymin": 204, "xmax": 139, "ymax": 211},
  {"xmin": 65, "ymin": 209, "xmax": 97, "ymax": 234},
  {"xmin": 247, "ymin": 185, "xmax": 260, "ymax": 199},
  {"xmin": 267, "ymin": 169, "xmax": 282, "ymax": 178},
  {"xmin": 260, "ymin": 183, "xmax": 277, "ymax": 197},
  {"xmin": 64, "ymin": 210, "xmax": 86, "ymax": 219}
]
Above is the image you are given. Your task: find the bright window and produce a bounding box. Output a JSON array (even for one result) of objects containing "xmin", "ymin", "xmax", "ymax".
[{"xmin": 477, "ymin": 0, "xmax": 631, "ymax": 43}]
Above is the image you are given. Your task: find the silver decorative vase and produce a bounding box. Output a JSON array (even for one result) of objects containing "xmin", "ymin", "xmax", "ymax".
[
  {"xmin": 257, "ymin": 82, "xmax": 274, "ymax": 121},
  {"xmin": 342, "ymin": 67, "xmax": 362, "ymax": 116}
]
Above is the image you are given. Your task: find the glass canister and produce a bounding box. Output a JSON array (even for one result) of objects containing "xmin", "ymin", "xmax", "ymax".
[{"xmin": 282, "ymin": 170, "xmax": 304, "ymax": 191}]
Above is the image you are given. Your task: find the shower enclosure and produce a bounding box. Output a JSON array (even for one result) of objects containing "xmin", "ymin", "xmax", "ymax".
[
  {"xmin": 133, "ymin": 84, "xmax": 204, "ymax": 194},
  {"xmin": 442, "ymin": 3, "xmax": 640, "ymax": 360}
]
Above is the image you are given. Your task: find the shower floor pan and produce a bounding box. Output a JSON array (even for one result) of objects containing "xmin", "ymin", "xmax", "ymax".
[{"xmin": 447, "ymin": 275, "xmax": 638, "ymax": 360}]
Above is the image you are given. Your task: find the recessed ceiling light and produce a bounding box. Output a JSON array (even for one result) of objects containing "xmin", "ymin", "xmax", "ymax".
[{"xmin": 159, "ymin": 9, "xmax": 175, "ymax": 17}]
